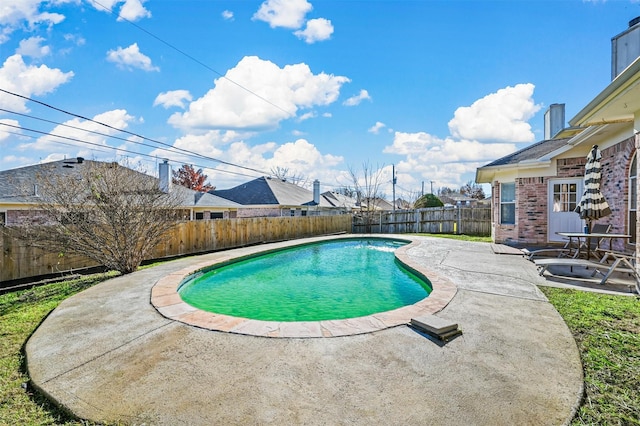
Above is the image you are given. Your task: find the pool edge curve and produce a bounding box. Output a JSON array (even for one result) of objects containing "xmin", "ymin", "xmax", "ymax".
[{"xmin": 150, "ymin": 235, "xmax": 458, "ymax": 338}]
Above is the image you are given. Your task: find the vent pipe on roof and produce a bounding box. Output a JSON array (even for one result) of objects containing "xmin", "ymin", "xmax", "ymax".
[
  {"xmin": 313, "ymin": 179, "xmax": 320, "ymax": 205},
  {"xmin": 159, "ymin": 159, "xmax": 171, "ymax": 193}
]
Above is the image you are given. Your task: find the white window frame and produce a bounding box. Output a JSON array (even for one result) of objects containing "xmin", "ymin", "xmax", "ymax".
[{"xmin": 500, "ymin": 182, "xmax": 516, "ymax": 225}]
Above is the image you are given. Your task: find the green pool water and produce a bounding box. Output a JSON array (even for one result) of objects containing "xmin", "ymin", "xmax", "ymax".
[{"xmin": 178, "ymin": 238, "xmax": 432, "ymax": 322}]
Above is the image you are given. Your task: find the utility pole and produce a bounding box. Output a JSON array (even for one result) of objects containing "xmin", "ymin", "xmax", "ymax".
[{"xmin": 392, "ymin": 164, "xmax": 397, "ymax": 213}]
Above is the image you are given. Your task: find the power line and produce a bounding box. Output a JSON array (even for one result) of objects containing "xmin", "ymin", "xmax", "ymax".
[
  {"xmin": 0, "ymin": 122, "xmax": 262, "ymax": 180},
  {"xmin": 0, "ymin": 89, "xmax": 271, "ymax": 176},
  {"xmin": 89, "ymin": 0, "xmax": 295, "ymax": 119}
]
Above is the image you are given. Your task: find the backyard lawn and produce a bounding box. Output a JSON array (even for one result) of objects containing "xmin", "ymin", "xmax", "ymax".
[{"xmin": 1, "ymin": 251, "xmax": 638, "ymax": 425}]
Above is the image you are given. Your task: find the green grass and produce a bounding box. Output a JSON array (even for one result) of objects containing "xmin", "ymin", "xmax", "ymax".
[
  {"xmin": 0, "ymin": 272, "xmax": 119, "ymax": 426},
  {"xmin": 540, "ymin": 287, "xmax": 640, "ymax": 425}
]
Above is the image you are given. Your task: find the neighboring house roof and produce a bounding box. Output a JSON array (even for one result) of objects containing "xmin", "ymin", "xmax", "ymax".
[
  {"xmin": 321, "ymin": 191, "xmax": 359, "ymax": 209},
  {"xmin": 445, "ymin": 193, "xmax": 477, "ymax": 203},
  {"xmin": 171, "ymin": 185, "xmax": 242, "ymax": 209},
  {"xmin": 370, "ymin": 197, "xmax": 394, "ymax": 211},
  {"xmin": 0, "ymin": 157, "xmax": 91, "ymax": 205},
  {"xmin": 0, "ymin": 158, "xmax": 240, "ymax": 210},
  {"xmin": 212, "ymin": 176, "xmax": 333, "ymax": 207},
  {"xmin": 395, "ymin": 198, "xmax": 412, "ymax": 209}
]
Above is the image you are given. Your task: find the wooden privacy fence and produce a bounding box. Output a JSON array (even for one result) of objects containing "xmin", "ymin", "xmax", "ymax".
[
  {"xmin": 1, "ymin": 215, "xmax": 352, "ymax": 284},
  {"xmin": 352, "ymin": 206, "xmax": 491, "ymax": 236}
]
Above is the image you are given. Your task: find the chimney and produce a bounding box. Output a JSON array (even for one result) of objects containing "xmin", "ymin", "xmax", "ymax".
[
  {"xmin": 544, "ymin": 103, "xmax": 565, "ymax": 139},
  {"xmin": 159, "ymin": 159, "xmax": 171, "ymax": 193},
  {"xmin": 611, "ymin": 17, "xmax": 640, "ymax": 80},
  {"xmin": 313, "ymin": 179, "xmax": 320, "ymax": 205}
]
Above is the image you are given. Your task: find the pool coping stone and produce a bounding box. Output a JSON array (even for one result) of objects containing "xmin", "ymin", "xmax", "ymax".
[{"xmin": 150, "ymin": 236, "xmax": 457, "ymax": 338}]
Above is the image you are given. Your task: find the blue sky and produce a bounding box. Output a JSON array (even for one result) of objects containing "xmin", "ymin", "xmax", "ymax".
[{"xmin": 1, "ymin": 0, "xmax": 640, "ymax": 200}]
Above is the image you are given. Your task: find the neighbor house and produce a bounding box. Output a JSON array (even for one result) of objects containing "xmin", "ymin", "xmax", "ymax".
[
  {"xmin": 212, "ymin": 176, "xmax": 351, "ymax": 217},
  {"xmin": 0, "ymin": 158, "xmax": 241, "ymax": 226},
  {"xmin": 476, "ymin": 18, "xmax": 640, "ymax": 252}
]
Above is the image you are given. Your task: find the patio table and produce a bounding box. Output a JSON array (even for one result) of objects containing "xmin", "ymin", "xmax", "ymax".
[{"xmin": 556, "ymin": 232, "xmax": 631, "ymax": 260}]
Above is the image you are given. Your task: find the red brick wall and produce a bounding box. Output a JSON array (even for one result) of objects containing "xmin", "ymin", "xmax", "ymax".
[
  {"xmin": 492, "ymin": 136, "xmax": 635, "ymax": 247},
  {"xmin": 6, "ymin": 210, "xmax": 53, "ymax": 226},
  {"xmin": 600, "ymin": 138, "xmax": 635, "ymax": 251},
  {"xmin": 516, "ymin": 177, "xmax": 547, "ymax": 243}
]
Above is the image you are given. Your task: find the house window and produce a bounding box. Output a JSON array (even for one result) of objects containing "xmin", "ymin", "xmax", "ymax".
[
  {"xmin": 500, "ymin": 182, "xmax": 515, "ymax": 225},
  {"xmin": 0, "ymin": 212, "xmax": 5, "ymax": 226},
  {"xmin": 301, "ymin": 210, "xmax": 307, "ymax": 216},
  {"xmin": 629, "ymin": 153, "xmax": 637, "ymax": 243},
  {"xmin": 210, "ymin": 212, "xmax": 224, "ymax": 219},
  {"xmin": 195, "ymin": 212, "xmax": 204, "ymax": 220},
  {"xmin": 552, "ymin": 183, "xmax": 578, "ymax": 212}
]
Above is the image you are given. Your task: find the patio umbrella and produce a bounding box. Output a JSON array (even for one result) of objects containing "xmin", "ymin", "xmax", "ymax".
[{"xmin": 574, "ymin": 144, "xmax": 612, "ymax": 231}]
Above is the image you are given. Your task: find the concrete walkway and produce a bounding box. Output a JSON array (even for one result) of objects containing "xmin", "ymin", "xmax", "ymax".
[{"xmin": 26, "ymin": 235, "xmax": 585, "ymax": 425}]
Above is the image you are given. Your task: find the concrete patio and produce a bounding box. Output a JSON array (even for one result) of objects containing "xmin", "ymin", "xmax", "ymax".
[{"xmin": 25, "ymin": 235, "xmax": 595, "ymax": 425}]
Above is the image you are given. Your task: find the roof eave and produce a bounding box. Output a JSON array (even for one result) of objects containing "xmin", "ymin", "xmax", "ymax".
[
  {"xmin": 570, "ymin": 56, "xmax": 640, "ymax": 127},
  {"xmin": 476, "ymin": 160, "xmax": 552, "ymax": 184}
]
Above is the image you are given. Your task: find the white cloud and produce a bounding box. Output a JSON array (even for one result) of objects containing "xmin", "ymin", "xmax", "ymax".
[
  {"xmin": 294, "ymin": 18, "xmax": 333, "ymax": 43},
  {"xmin": 17, "ymin": 109, "xmax": 136, "ymax": 160},
  {"xmin": 168, "ymin": 56, "xmax": 349, "ymax": 131},
  {"xmin": 382, "ymin": 84, "xmax": 541, "ymax": 189},
  {"xmin": 368, "ymin": 121, "xmax": 386, "ymax": 134},
  {"xmin": 153, "ymin": 90, "xmax": 193, "ymax": 109},
  {"xmin": 448, "ymin": 83, "xmax": 541, "ymax": 143},
  {"xmin": 222, "ymin": 10, "xmax": 234, "ymax": 20},
  {"xmin": 0, "ymin": 118, "xmax": 20, "ymax": 141},
  {"xmin": 63, "ymin": 33, "xmax": 86, "ymax": 46},
  {"xmin": 106, "ymin": 43, "xmax": 159, "ymax": 72},
  {"xmin": 253, "ymin": 0, "xmax": 312, "ymax": 29},
  {"xmin": 209, "ymin": 138, "xmax": 344, "ymax": 188},
  {"xmin": 0, "ymin": 0, "xmax": 67, "ymax": 43},
  {"xmin": 270, "ymin": 138, "xmax": 343, "ymax": 169},
  {"xmin": 117, "ymin": 0, "xmax": 151, "ymax": 22},
  {"xmin": 0, "ymin": 54, "xmax": 74, "ymax": 112},
  {"xmin": 384, "ymin": 131, "xmax": 516, "ymax": 163},
  {"xmin": 343, "ymin": 89, "xmax": 371, "ymax": 106},
  {"xmin": 298, "ymin": 111, "xmax": 316, "ymax": 121},
  {"xmin": 91, "ymin": 0, "xmax": 151, "ymax": 22},
  {"xmin": 16, "ymin": 36, "xmax": 50, "ymax": 58}
]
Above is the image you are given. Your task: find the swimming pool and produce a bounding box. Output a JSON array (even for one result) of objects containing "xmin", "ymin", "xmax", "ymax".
[
  {"xmin": 178, "ymin": 238, "xmax": 432, "ymax": 322},
  {"xmin": 150, "ymin": 235, "xmax": 457, "ymax": 337}
]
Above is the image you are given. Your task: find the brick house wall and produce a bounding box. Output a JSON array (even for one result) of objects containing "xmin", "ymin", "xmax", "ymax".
[
  {"xmin": 6, "ymin": 209, "xmax": 53, "ymax": 226},
  {"xmin": 492, "ymin": 136, "xmax": 635, "ymax": 247},
  {"xmin": 600, "ymin": 137, "xmax": 635, "ymax": 251}
]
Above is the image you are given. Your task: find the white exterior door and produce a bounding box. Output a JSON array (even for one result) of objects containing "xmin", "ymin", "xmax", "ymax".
[{"xmin": 548, "ymin": 179, "xmax": 583, "ymax": 242}]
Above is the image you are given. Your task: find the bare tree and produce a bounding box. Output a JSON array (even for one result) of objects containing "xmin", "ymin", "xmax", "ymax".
[
  {"xmin": 460, "ymin": 180, "xmax": 486, "ymax": 200},
  {"xmin": 334, "ymin": 186, "xmax": 358, "ymax": 198},
  {"xmin": 7, "ymin": 160, "xmax": 184, "ymax": 274},
  {"xmin": 270, "ymin": 166, "xmax": 309, "ymax": 187},
  {"xmin": 348, "ymin": 162, "xmax": 386, "ymax": 232}
]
